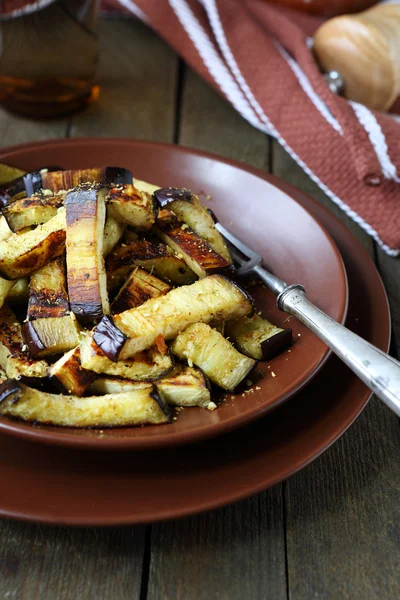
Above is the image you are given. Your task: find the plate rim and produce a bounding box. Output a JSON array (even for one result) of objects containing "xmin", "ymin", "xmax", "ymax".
[
  {"xmin": 0, "ymin": 141, "xmax": 391, "ymax": 526},
  {"xmin": 0, "ymin": 138, "xmax": 349, "ymax": 450}
]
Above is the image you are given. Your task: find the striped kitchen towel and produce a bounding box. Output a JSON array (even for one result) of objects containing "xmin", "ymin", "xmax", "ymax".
[{"xmin": 77, "ymin": 1, "xmax": 400, "ymax": 255}]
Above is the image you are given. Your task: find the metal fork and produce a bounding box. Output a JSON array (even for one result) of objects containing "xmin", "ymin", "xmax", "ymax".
[{"xmin": 216, "ymin": 222, "xmax": 400, "ymax": 417}]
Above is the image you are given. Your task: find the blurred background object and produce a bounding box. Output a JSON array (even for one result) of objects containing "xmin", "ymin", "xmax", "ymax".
[
  {"xmin": 313, "ymin": 2, "xmax": 400, "ymax": 111},
  {"xmin": 0, "ymin": 0, "xmax": 100, "ymax": 118},
  {"xmin": 267, "ymin": 0, "xmax": 378, "ymax": 17}
]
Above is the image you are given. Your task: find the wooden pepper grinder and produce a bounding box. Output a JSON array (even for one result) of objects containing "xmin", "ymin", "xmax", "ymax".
[{"xmin": 313, "ymin": 2, "xmax": 400, "ymax": 111}]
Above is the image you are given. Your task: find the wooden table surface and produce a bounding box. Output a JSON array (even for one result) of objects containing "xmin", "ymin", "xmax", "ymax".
[{"xmin": 1, "ymin": 18, "xmax": 399, "ymax": 600}]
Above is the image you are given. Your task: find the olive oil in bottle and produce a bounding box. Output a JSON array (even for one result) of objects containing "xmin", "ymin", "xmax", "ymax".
[{"xmin": 0, "ymin": 0, "xmax": 100, "ymax": 118}]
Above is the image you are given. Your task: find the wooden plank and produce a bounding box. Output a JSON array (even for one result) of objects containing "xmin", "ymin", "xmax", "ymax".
[
  {"xmin": 0, "ymin": 521, "xmax": 146, "ymax": 600},
  {"xmin": 272, "ymin": 140, "xmax": 400, "ymax": 598},
  {"xmin": 376, "ymin": 247, "xmax": 400, "ymax": 357},
  {"xmin": 0, "ymin": 109, "xmax": 67, "ymax": 149},
  {"xmin": 148, "ymin": 68, "xmax": 287, "ymax": 600},
  {"xmin": 273, "ymin": 143, "xmax": 374, "ymax": 254},
  {"xmin": 148, "ymin": 495, "xmax": 287, "ymax": 600},
  {"xmin": 178, "ymin": 68, "xmax": 270, "ymax": 166},
  {"xmin": 70, "ymin": 19, "xmax": 178, "ymax": 141},
  {"xmin": 285, "ymin": 396, "xmax": 400, "ymax": 599}
]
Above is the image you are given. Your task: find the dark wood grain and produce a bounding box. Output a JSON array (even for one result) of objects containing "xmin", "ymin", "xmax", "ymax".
[
  {"xmin": 272, "ymin": 136, "xmax": 400, "ymax": 600},
  {"xmin": 178, "ymin": 67, "xmax": 270, "ymax": 166},
  {"xmin": 70, "ymin": 20, "xmax": 178, "ymax": 141},
  {"xmin": 285, "ymin": 396, "xmax": 400, "ymax": 600},
  {"xmin": 0, "ymin": 521, "xmax": 146, "ymax": 600},
  {"xmin": 147, "ymin": 68, "xmax": 288, "ymax": 600},
  {"xmin": 0, "ymin": 108, "xmax": 67, "ymax": 149},
  {"xmin": 148, "ymin": 495, "xmax": 287, "ymax": 600}
]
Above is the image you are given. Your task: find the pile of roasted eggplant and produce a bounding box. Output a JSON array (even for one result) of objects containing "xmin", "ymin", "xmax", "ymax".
[{"xmin": 0, "ymin": 165, "xmax": 292, "ymax": 428}]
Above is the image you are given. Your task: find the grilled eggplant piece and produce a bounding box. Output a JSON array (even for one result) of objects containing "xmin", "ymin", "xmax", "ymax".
[
  {"xmin": 0, "ymin": 278, "xmax": 16, "ymax": 309},
  {"xmin": 87, "ymin": 365, "xmax": 211, "ymax": 408},
  {"xmin": 123, "ymin": 227, "xmax": 139, "ymax": 243},
  {"xmin": 133, "ymin": 178, "xmax": 160, "ymax": 195},
  {"xmin": 0, "ymin": 163, "xmax": 25, "ymax": 186},
  {"xmin": 0, "ymin": 379, "xmax": 170, "ymax": 427},
  {"xmin": 106, "ymin": 239, "xmax": 196, "ymax": 291},
  {"xmin": 154, "ymin": 188, "xmax": 231, "ymax": 262},
  {"xmin": 171, "ymin": 323, "xmax": 257, "ymax": 392},
  {"xmin": 3, "ymin": 194, "xmax": 63, "ymax": 232},
  {"xmin": 0, "ymin": 208, "xmax": 66, "ymax": 279},
  {"xmin": 23, "ymin": 314, "xmax": 81, "ymax": 358},
  {"xmin": 49, "ymin": 347, "xmax": 96, "ymax": 396},
  {"xmin": 0, "ymin": 216, "xmax": 13, "ymax": 242},
  {"xmin": 107, "ymin": 184, "xmax": 156, "ymax": 231},
  {"xmin": 0, "ymin": 306, "xmax": 47, "ymax": 379},
  {"xmin": 156, "ymin": 364, "xmax": 211, "ymax": 407},
  {"xmin": 97, "ymin": 275, "xmax": 253, "ymax": 360},
  {"xmin": 27, "ymin": 257, "xmax": 69, "ymax": 320},
  {"xmin": 111, "ymin": 266, "xmax": 171, "ymax": 314},
  {"xmin": 6, "ymin": 278, "xmax": 29, "ymax": 305},
  {"xmin": 0, "ymin": 170, "xmax": 42, "ymax": 209},
  {"xmin": 225, "ymin": 314, "xmax": 293, "ymax": 361},
  {"xmin": 88, "ymin": 378, "xmax": 150, "ymax": 395},
  {"xmin": 103, "ymin": 216, "xmax": 126, "ymax": 257},
  {"xmin": 155, "ymin": 209, "xmax": 231, "ymax": 279},
  {"xmin": 41, "ymin": 167, "xmax": 133, "ymax": 193},
  {"xmin": 80, "ymin": 334, "xmax": 173, "ymax": 381},
  {"xmin": 65, "ymin": 187, "xmax": 109, "ymax": 323}
]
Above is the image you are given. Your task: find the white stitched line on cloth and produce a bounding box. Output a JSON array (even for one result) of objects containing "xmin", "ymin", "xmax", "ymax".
[
  {"xmin": 351, "ymin": 101, "xmax": 400, "ymax": 182},
  {"xmin": 199, "ymin": 0, "xmax": 272, "ymax": 131},
  {"xmin": 169, "ymin": 0, "xmax": 268, "ymax": 132},
  {"xmin": 200, "ymin": 0, "xmax": 342, "ymax": 136},
  {"xmin": 116, "ymin": 0, "xmax": 149, "ymax": 23},
  {"xmin": 276, "ymin": 41, "xmax": 343, "ymax": 135}
]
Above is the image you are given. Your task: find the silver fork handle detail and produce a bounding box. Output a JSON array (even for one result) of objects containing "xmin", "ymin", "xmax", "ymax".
[{"xmin": 278, "ymin": 286, "xmax": 400, "ymax": 416}]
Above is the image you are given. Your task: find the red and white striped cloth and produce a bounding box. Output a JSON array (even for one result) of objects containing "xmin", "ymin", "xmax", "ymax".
[
  {"xmin": 102, "ymin": 0, "xmax": 400, "ymax": 257},
  {"xmin": 5, "ymin": 1, "xmax": 400, "ymax": 255}
]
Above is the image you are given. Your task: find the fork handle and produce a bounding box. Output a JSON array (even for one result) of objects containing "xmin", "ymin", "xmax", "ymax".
[{"xmin": 277, "ymin": 285, "xmax": 400, "ymax": 416}]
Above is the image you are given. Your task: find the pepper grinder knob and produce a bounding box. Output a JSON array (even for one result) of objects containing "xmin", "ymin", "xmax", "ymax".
[{"xmin": 314, "ymin": 3, "xmax": 400, "ymax": 111}]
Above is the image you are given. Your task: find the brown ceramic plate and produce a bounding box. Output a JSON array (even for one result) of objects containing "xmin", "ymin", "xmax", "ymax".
[
  {"xmin": 0, "ymin": 155, "xmax": 389, "ymax": 526},
  {"xmin": 0, "ymin": 139, "xmax": 348, "ymax": 450}
]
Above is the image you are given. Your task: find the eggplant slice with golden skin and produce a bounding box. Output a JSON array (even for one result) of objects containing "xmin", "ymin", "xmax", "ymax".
[
  {"xmin": 107, "ymin": 184, "xmax": 156, "ymax": 231},
  {"xmin": 80, "ymin": 333, "xmax": 174, "ymax": 381},
  {"xmin": 0, "ymin": 208, "xmax": 66, "ymax": 280},
  {"xmin": 171, "ymin": 323, "xmax": 257, "ymax": 392},
  {"xmin": 0, "ymin": 379, "xmax": 170, "ymax": 427},
  {"xmin": 3, "ymin": 193, "xmax": 63, "ymax": 232},
  {"xmin": 65, "ymin": 186, "xmax": 109, "ymax": 323},
  {"xmin": 6, "ymin": 278, "xmax": 29, "ymax": 305},
  {"xmin": 88, "ymin": 365, "xmax": 211, "ymax": 408},
  {"xmin": 111, "ymin": 266, "xmax": 172, "ymax": 314},
  {"xmin": 96, "ymin": 274, "xmax": 253, "ymax": 361},
  {"xmin": 0, "ymin": 216, "xmax": 14, "ymax": 243},
  {"xmin": 106, "ymin": 239, "xmax": 196, "ymax": 291},
  {"xmin": 225, "ymin": 314, "xmax": 293, "ymax": 361},
  {"xmin": 27, "ymin": 257, "xmax": 69, "ymax": 320},
  {"xmin": 23, "ymin": 314, "xmax": 81, "ymax": 359},
  {"xmin": 156, "ymin": 364, "xmax": 211, "ymax": 408},
  {"xmin": 0, "ymin": 278, "xmax": 16, "ymax": 309},
  {"xmin": 49, "ymin": 347, "xmax": 97, "ymax": 396},
  {"xmin": 155, "ymin": 208, "xmax": 231, "ymax": 279},
  {"xmin": 154, "ymin": 187, "xmax": 232, "ymax": 262},
  {"xmin": 103, "ymin": 216, "xmax": 126, "ymax": 257},
  {"xmin": 0, "ymin": 306, "xmax": 47, "ymax": 379},
  {"xmin": 41, "ymin": 167, "xmax": 132, "ymax": 193}
]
